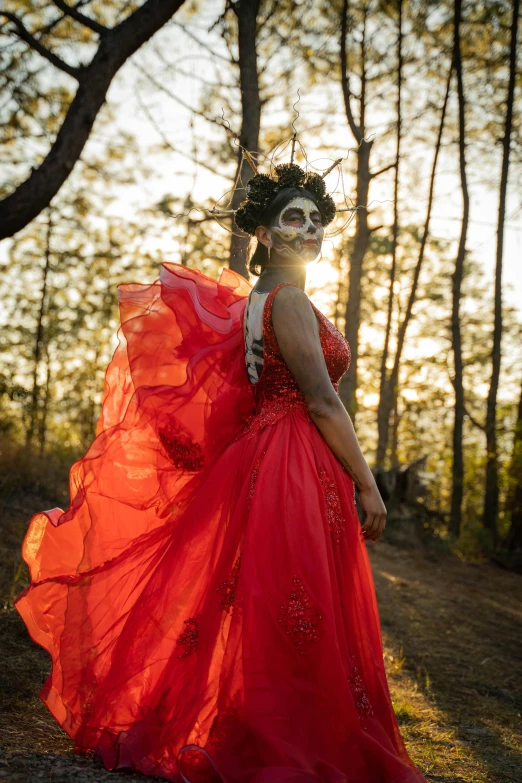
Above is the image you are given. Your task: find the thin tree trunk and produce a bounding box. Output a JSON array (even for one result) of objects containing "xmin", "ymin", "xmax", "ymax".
[
  {"xmin": 229, "ymin": 0, "xmax": 262, "ymax": 277},
  {"xmin": 89, "ymin": 343, "xmax": 102, "ymax": 439},
  {"xmin": 483, "ymin": 0, "xmax": 520, "ymax": 542},
  {"xmin": 449, "ymin": 0, "xmax": 469, "ymax": 539},
  {"xmin": 338, "ymin": 0, "xmax": 371, "ymax": 421},
  {"xmin": 375, "ymin": 62, "xmax": 452, "ymax": 468},
  {"xmin": 376, "ymin": 0, "xmax": 402, "ymax": 468},
  {"xmin": 26, "ymin": 213, "xmax": 53, "ymax": 448},
  {"xmin": 390, "ymin": 385, "xmax": 400, "ymax": 469},
  {"xmin": 505, "ymin": 373, "xmax": 522, "ymax": 552},
  {"xmin": 38, "ymin": 344, "xmax": 52, "ymax": 456},
  {"xmin": 334, "ymin": 253, "xmax": 344, "ymax": 331},
  {"xmin": 341, "ymin": 144, "xmax": 371, "ymax": 420}
]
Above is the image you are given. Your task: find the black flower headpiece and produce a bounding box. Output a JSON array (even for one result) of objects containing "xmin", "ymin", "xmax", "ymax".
[{"xmin": 234, "ymin": 162, "xmax": 337, "ymax": 236}]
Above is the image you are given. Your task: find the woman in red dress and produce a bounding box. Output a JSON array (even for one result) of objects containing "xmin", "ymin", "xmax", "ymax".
[{"xmin": 15, "ymin": 163, "xmax": 428, "ymax": 783}]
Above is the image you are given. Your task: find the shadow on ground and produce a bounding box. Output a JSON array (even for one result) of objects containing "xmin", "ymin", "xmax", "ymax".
[{"xmin": 370, "ymin": 541, "xmax": 522, "ymax": 783}]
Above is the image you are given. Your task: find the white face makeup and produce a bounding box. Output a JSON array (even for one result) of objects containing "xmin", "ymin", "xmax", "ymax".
[{"xmin": 268, "ymin": 197, "xmax": 324, "ymax": 263}]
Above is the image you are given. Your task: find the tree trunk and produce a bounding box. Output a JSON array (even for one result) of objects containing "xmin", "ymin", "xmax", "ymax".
[
  {"xmin": 390, "ymin": 386, "xmax": 400, "ymax": 469},
  {"xmin": 338, "ymin": 0, "xmax": 371, "ymax": 421},
  {"xmin": 376, "ymin": 0, "xmax": 402, "ymax": 468},
  {"xmin": 449, "ymin": 0, "xmax": 469, "ymax": 540},
  {"xmin": 483, "ymin": 0, "xmax": 520, "ymax": 542},
  {"xmin": 38, "ymin": 344, "xmax": 52, "ymax": 456},
  {"xmin": 505, "ymin": 373, "xmax": 522, "ymax": 552},
  {"xmin": 375, "ymin": 62, "xmax": 452, "ymax": 468},
  {"xmin": 334, "ymin": 252, "xmax": 345, "ymax": 331},
  {"xmin": 0, "ymin": 0, "xmax": 186, "ymax": 239},
  {"xmin": 26, "ymin": 213, "xmax": 52, "ymax": 448},
  {"xmin": 229, "ymin": 0, "xmax": 262, "ymax": 277},
  {"xmin": 339, "ymin": 139, "xmax": 371, "ymax": 419}
]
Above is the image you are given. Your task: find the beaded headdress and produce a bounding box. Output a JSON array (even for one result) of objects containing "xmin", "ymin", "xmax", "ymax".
[{"xmin": 234, "ymin": 161, "xmax": 337, "ymax": 235}]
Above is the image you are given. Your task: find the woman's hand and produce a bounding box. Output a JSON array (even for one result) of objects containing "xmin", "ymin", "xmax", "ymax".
[{"xmin": 359, "ymin": 483, "xmax": 387, "ymax": 543}]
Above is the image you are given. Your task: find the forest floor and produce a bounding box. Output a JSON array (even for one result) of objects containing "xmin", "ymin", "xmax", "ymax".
[{"xmin": 1, "ymin": 496, "xmax": 521, "ymax": 783}]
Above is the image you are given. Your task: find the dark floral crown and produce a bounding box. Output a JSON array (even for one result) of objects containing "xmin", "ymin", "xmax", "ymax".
[{"xmin": 234, "ymin": 162, "xmax": 337, "ymax": 236}]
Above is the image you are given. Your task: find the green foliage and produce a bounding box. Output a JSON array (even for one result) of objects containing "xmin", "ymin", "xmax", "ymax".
[
  {"xmin": 393, "ymin": 700, "xmax": 416, "ymax": 725},
  {"xmin": 0, "ymin": 116, "xmax": 161, "ymax": 450},
  {"xmin": 452, "ymin": 520, "xmax": 495, "ymax": 562}
]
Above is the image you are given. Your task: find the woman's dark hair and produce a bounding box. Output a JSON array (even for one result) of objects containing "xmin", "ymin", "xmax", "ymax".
[{"xmin": 248, "ymin": 187, "xmax": 321, "ymax": 276}]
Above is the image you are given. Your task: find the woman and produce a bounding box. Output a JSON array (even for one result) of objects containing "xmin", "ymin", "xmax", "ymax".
[{"xmin": 15, "ymin": 162, "xmax": 428, "ymax": 783}]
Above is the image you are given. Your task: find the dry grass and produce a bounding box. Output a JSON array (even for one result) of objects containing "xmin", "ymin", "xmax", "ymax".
[
  {"xmin": 1, "ymin": 476, "xmax": 521, "ymax": 781},
  {"xmin": 369, "ymin": 542, "xmax": 522, "ymax": 783}
]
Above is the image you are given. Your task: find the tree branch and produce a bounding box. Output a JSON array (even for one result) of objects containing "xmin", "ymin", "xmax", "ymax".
[
  {"xmin": 135, "ymin": 88, "xmax": 228, "ymax": 180},
  {"xmin": 258, "ymin": 0, "xmax": 279, "ymax": 27},
  {"xmin": 149, "ymin": 46, "xmax": 235, "ymax": 88},
  {"xmin": 0, "ymin": 0, "xmax": 187, "ymax": 240},
  {"xmin": 35, "ymin": 1, "xmax": 94, "ymax": 40},
  {"xmin": 132, "ymin": 62, "xmax": 224, "ymax": 130},
  {"xmin": 51, "ymin": 0, "xmax": 108, "ymax": 36},
  {"xmin": 370, "ymin": 162, "xmax": 396, "ymax": 179},
  {"xmin": 464, "ymin": 404, "xmax": 486, "ymax": 432},
  {"xmin": 171, "ymin": 20, "xmax": 235, "ymax": 64},
  {"xmin": 0, "ymin": 12, "xmax": 82, "ymax": 80}
]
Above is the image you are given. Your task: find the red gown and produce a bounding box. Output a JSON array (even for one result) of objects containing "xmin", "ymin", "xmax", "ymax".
[{"xmin": 15, "ymin": 262, "xmax": 428, "ymax": 783}]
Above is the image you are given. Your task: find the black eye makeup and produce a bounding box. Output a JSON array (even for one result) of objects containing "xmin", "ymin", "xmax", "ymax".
[
  {"xmin": 281, "ymin": 208, "xmax": 304, "ymax": 224},
  {"xmin": 280, "ymin": 208, "xmax": 323, "ymax": 227}
]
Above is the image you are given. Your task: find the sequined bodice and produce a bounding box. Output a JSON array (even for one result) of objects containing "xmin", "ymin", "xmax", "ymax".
[{"xmin": 240, "ymin": 282, "xmax": 351, "ymax": 437}]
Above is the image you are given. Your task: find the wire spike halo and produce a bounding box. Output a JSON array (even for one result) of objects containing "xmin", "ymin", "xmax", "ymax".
[
  {"xmin": 320, "ymin": 158, "xmax": 344, "ymax": 179},
  {"xmin": 289, "ymin": 132, "xmax": 297, "ymax": 166},
  {"xmin": 206, "ymin": 117, "xmax": 352, "ymax": 235}
]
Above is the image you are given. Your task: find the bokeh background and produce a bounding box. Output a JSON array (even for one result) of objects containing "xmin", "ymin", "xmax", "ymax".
[{"xmin": 0, "ymin": 2, "xmax": 521, "ymax": 781}]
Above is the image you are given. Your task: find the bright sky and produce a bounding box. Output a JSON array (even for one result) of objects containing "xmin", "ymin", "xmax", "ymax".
[{"xmin": 96, "ymin": 5, "xmax": 522, "ymax": 324}]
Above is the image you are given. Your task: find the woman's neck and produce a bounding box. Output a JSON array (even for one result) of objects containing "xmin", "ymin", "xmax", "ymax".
[{"xmin": 255, "ymin": 263, "xmax": 306, "ymax": 292}]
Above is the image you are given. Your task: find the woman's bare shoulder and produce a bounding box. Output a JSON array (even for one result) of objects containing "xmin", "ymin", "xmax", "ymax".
[
  {"xmin": 270, "ymin": 284, "xmax": 315, "ymax": 312},
  {"xmin": 271, "ymin": 284, "xmax": 317, "ymax": 328},
  {"xmin": 271, "ymin": 283, "xmax": 308, "ymax": 300}
]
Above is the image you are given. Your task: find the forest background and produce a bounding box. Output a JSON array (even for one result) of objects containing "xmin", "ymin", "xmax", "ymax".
[{"xmin": 1, "ymin": 0, "xmax": 522, "ymax": 573}]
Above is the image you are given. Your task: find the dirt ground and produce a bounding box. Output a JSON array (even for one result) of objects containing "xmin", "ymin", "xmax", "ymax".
[
  {"xmin": 369, "ymin": 542, "xmax": 522, "ymax": 783},
  {"xmin": 1, "ymin": 514, "xmax": 521, "ymax": 783}
]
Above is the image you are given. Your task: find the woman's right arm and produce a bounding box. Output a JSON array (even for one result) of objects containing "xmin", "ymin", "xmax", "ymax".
[{"xmin": 271, "ymin": 285, "xmax": 386, "ymax": 543}]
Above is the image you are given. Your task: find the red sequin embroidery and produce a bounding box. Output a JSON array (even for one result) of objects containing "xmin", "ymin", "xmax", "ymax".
[
  {"xmin": 158, "ymin": 420, "xmax": 205, "ymax": 472},
  {"xmin": 318, "ymin": 466, "xmax": 345, "ymax": 543},
  {"xmin": 216, "ymin": 554, "xmax": 242, "ymax": 613},
  {"xmin": 278, "ymin": 576, "xmax": 323, "ymax": 655},
  {"xmin": 247, "ymin": 450, "xmax": 266, "ymax": 510},
  {"xmin": 176, "ymin": 615, "xmax": 200, "ymax": 658},
  {"xmin": 348, "ymin": 653, "xmax": 374, "ymax": 728},
  {"xmin": 242, "ymin": 396, "xmax": 310, "ymax": 438}
]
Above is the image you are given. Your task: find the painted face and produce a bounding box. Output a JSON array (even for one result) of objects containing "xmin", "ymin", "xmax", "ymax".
[{"xmin": 269, "ymin": 197, "xmax": 324, "ymax": 263}]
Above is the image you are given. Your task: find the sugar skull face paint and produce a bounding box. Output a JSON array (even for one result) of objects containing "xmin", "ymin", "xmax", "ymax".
[{"xmin": 269, "ymin": 197, "xmax": 324, "ymax": 263}]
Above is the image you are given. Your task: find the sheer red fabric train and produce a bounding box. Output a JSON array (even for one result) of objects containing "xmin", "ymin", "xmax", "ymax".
[{"xmin": 15, "ymin": 262, "xmax": 428, "ymax": 783}]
